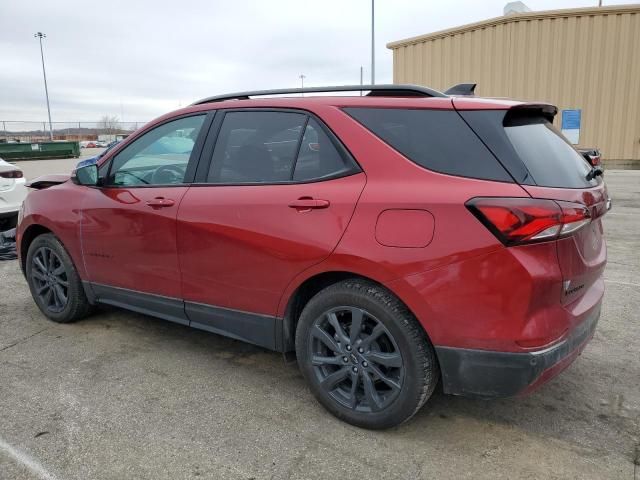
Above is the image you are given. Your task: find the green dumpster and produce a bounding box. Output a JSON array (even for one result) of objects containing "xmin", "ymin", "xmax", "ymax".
[{"xmin": 0, "ymin": 141, "xmax": 80, "ymax": 160}]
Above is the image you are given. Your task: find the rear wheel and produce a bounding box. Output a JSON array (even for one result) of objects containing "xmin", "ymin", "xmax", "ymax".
[
  {"xmin": 26, "ymin": 233, "xmax": 92, "ymax": 323},
  {"xmin": 295, "ymin": 279, "xmax": 438, "ymax": 429}
]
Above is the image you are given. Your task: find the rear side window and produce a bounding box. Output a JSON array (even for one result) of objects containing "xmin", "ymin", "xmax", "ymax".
[
  {"xmin": 503, "ymin": 113, "xmax": 596, "ymax": 188},
  {"xmin": 344, "ymin": 108, "xmax": 512, "ymax": 182}
]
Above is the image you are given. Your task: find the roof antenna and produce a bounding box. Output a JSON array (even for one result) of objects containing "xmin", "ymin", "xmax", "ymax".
[{"xmin": 444, "ymin": 83, "xmax": 477, "ymax": 96}]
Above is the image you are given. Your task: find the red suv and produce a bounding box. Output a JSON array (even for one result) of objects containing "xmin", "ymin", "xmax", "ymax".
[{"xmin": 17, "ymin": 85, "xmax": 608, "ymax": 429}]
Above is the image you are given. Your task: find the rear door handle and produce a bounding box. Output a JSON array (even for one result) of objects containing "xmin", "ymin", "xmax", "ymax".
[
  {"xmin": 288, "ymin": 198, "xmax": 330, "ymax": 211},
  {"xmin": 146, "ymin": 197, "xmax": 175, "ymax": 208}
]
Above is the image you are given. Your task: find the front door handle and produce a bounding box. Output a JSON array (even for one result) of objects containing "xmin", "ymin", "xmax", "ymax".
[
  {"xmin": 146, "ymin": 197, "xmax": 175, "ymax": 208},
  {"xmin": 288, "ymin": 197, "xmax": 330, "ymax": 211}
]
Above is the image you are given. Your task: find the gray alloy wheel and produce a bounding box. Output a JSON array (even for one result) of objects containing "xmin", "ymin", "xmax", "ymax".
[
  {"xmin": 30, "ymin": 246, "xmax": 69, "ymax": 313},
  {"xmin": 309, "ymin": 306, "xmax": 404, "ymax": 413},
  {"xmin": 26, "ymin": 233, "xmax": 93, "ymax": 323},
  {"xmin": 296, "ymin": 279, "xmax": 439, "ymax": 429}
]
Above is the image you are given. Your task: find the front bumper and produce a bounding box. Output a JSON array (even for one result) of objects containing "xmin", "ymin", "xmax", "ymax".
[
  {"xmin": 435, "ymin": 306, "xmax": 600, "ymax": 398},
  {"xmin": 0, "ymin": 210, "xmax": 18, "ymax": 230}
]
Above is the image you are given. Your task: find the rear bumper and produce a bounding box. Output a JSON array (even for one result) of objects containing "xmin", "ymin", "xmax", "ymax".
[{"xmin": 435, "ymin": 305, "xmax": 600, "ymax": 398}]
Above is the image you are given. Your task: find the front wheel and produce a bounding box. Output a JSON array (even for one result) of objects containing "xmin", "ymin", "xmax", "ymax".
[
  {"xmin": 25, "ymin": 233, "xmax": 92, "ymax": 323},
  {"xmin": 295, "ymin": 279, "xmax": 439, "ymax": 429}
]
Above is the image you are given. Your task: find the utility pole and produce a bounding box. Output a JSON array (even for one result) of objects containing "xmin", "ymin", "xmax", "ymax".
[
  {"xmin": 371, "ymin": 0, "xmax": 375, "ymax": 84},
  {"xmin": 299, "ymin": 74, "xmax": 306, "ymax": 96},
  {"xmin": 34, "ymin": 32, "xmax": 53, "ymax": 141},
  {"xmin": 360, "ymin": 66, "xmax": 364, "ymax": 96}
]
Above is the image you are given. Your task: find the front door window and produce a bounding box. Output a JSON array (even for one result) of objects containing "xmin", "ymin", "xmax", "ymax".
[{"xmin": 107, "ymin": 115, "xmax": 205, "ymax": 186}]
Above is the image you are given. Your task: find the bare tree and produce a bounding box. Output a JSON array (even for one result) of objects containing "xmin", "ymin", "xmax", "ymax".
[{"xmin": 97, "ymin": 115, "xmax": 120, "ymax": 133}]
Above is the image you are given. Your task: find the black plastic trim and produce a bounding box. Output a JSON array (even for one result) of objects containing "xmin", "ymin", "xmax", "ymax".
[
  {"xmin": 81, "ymin": 280, "xmax": 97, "ymax": 305},
  {"xmin": 435, "ymin": 306, "xmax": 600, "ymax": 398},
  {"xmin": 186, "ymin": 301, "xmax": 279, "ymax": 351},
  {"xmin": 86, "ymin": 282, "xmax": 283, "ymax": 351},
  {"xmin": 91, "ymin": 283, "xmax": 189, "ymax": 325},
  {"xmin": 456, "ymin": 109, "xmax": 534, "ymax": 184}
]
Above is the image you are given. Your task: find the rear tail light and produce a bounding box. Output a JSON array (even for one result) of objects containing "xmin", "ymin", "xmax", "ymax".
[
  {"xmin": 0, "ymin": 170, "xmax": 23, "ymax": 179},
  {"xmin": 466, "ymin": 197, "xmax": 591, "ymax": 246},
  {"xmin": 586, "ymin": 154, "xmax": 601, "ymax": 167}
]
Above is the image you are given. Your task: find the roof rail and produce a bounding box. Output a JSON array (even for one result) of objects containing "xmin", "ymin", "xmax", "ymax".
[{"xmin": 191, "ymin": 84, "xmax": 447, "ymax": 105}]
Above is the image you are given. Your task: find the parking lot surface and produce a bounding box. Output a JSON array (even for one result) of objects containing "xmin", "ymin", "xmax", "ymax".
[{"xmin": 1, "ymin": 159, "xmax": 638, "ymax": 480}]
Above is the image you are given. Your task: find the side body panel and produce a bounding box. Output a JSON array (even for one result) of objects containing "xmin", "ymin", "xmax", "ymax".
[
  {"xmin": 177, "ymin": 173, "xmax": 366, "ymax": 317},
  {"xmin": 17, "ymin": 182, "xmax": 88, "ymax": 278},
  {"xmin": 80, "ymin": 186, "xmax": 188, "ymax": 299},
  {"xmin": 276, "ymin": 106, "xmax": 548, "ymax": 353}
]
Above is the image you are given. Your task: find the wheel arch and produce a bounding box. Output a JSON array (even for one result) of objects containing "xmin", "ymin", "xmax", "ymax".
[
  {"xmin": 280, "ymin": 270, "xmax": 432, "ymax": 353},
  {"xmin": 19, "ymin": 224, "xmax": 53, "ymax": 274}
]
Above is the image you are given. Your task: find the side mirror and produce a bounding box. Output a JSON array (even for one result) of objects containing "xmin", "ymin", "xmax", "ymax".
[{"xmin": 72, "ymin": 163, "xmax": 99, "ymax": 186}]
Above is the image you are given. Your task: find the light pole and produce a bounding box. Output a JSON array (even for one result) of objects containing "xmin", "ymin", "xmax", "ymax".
[
  {"xmin": 371, "ymin": 0, "xmax": 375, "ymax": 85},
  {"xmin": 299, "ymin": 74, "xmax": 306, "ymax": 96},
  {"xmin": 34, "ymin": 32, "xmax": 53, "ymax": 141}
]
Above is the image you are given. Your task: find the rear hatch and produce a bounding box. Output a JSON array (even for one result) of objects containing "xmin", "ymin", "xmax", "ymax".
[{"xmin": 457, "ymin": 102, "xmax": 608, "ymax": 306}]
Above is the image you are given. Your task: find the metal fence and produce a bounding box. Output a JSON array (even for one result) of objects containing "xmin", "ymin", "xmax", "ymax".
[{"xmin": 1, "ymin": 121, "xmax": 148, "ymax": 143}]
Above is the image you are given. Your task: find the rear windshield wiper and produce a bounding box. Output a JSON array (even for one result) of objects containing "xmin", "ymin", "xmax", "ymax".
[{"xmin": 585, "ymin": 166, "xmax": 604, "ymax": 181}]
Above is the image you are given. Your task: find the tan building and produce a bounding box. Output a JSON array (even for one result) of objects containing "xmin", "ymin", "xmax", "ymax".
[{"xmin": 387, "ymin": 4, "xmax": 640, "ymax": 168}]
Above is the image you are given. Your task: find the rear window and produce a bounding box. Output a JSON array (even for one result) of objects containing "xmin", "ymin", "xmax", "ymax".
[
  {"xmin": 344, "ymin": 108, "xmax": 512, "ymax": 182},
  {"xmin": 460, "ymin": 109, "xmax": 598, "ymax": 189},
  {"xmin": 503, "ymin": 113, "xmax": 596, "ymax": 188}
]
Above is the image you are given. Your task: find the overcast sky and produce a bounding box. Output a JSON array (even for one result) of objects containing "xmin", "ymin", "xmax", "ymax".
[{"xmin": 0, "ymin": 0, "xmax": 624, "ymax": 125}]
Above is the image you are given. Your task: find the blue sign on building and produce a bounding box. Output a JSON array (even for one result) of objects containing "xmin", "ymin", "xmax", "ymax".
[
  {"xmin": 562, "ymin": 109, "xmax": 581, "ymax": 130},
  {"xmin": 561, "ymin": 109, "xmax": 581, "ymax": 144}
]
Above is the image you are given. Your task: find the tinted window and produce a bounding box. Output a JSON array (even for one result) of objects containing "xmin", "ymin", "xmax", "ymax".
[
  {"xmin": 344, "ymin": 108, "xmax": 511, "ymax": 182},
  {"xmin": 293, "ymin": 119, "xmax": 351, "ymax": 181},
  {"xmin": 503, "ymin": 115, "xmax": 596, "ymax": 188},
  {"xmin": 207, "ymin": 111, "xmax": 306, "ymax": 183},
  {"xmin": 107, "ymin": 115, "xmax": 205, "ymax": 186}
]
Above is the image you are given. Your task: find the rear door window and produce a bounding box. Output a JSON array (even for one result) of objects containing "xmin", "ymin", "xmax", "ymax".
[
  {"xmin": 343, "ymin": 108, "xmax": 512, "ymax": 182},
  {"xmin": 207, "ymin": 111, "xmax": 306, "ymax": 183},
  {"xmin": 206, "ymin": 111, "xmax": 358, "ymax": 184}
]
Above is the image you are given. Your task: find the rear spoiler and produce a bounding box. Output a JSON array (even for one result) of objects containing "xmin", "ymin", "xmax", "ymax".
[
  {"xmin": 504, "ymin": 103, "xmax": 558, "ymax": 123},
  {"xmin": 25, "ymin": 173, "xmax": 70, "ymax": 190}
]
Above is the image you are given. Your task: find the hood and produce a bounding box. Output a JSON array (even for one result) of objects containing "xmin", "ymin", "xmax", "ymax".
[{"xmin": 25, "ymin": 173, "xmax": 71, "ymax": 190}]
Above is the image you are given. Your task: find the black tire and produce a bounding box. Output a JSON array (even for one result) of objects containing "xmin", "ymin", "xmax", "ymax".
[
  {"xmin": 295, "ymin": 279, "xmax": 439, "ymax": 429},
  {"xmin": 25, "ymin": 233, "xmax": 93, "ymax": 323}
]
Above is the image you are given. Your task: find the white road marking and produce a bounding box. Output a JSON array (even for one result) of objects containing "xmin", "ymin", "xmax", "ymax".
[
  {"xmin": 0, "ymin": 437, "xmax": 60, "ymax": 480},
  {"xmin": 605, "ymin": 279, "xmax": 640, "ymax": 288}
]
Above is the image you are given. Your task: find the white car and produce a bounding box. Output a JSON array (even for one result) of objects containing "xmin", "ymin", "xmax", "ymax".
[{"xmin": 0, "ymin": 157, "xmax": 27, "ymax": 230}]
